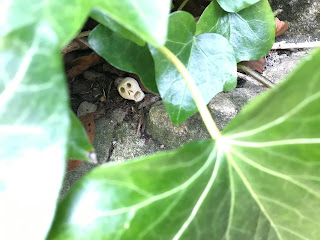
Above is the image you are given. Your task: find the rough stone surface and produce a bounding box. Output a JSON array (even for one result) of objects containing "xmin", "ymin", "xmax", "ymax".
[
  {"xmin": 146, "ymin": 103, "xmax": 210, "ymax": 149},
  {"xmin": 110, "ymin": 122, "xmax": 163, "ymax": 162},
  {"xmin": 269, "ymin": 0, "xmax": 320, "ymax": 43},
  {"xmin": 264, "ymin": 50, "xmax": 311, "ymax": 83},
  {"xmin": 76, "ymin": 101, "xmax": 97, "ymax": 117},
  {"xmin": 147, "ymin": 82, "xmax": 267, "ymax": 148}
]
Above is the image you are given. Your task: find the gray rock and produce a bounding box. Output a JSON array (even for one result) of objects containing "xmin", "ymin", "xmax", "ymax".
[
  {"xmin": 146, "ymin": 103, "xmax": 210, "ymax": 149},
  {"xmin": 147, "ymin": 82, "xmax": 267, "ymax": 148},
  {"xmin": 110, "ymin": 122, "xmax": 163, "ymax": 162},
  {"xmin": 264, "ymin": 50, "xmax": 311, "ymax": 84},
  {"xmin": 76, "ymin": 101, "xmax": 97, "ymax": 117},
  {"xmin": 269, "ymin": 0, "xmax": 320, "ymax": 43}
]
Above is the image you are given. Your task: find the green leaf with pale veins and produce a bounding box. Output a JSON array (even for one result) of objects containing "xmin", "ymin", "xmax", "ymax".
[
  {"xmin": 94, "ymin": 0, "xmax": 171, "ymax": 47},
  {"xmin": 67, "ymin": 111, "xmax": 95, "ymax": 162},
  {"xmin": 0, "ymin": 22, "xmax": 69, "ymax": 240},
  {"xmin": 48, "ymin": 140, "xmax": 225, "ymax": 239},
  {"xmin": 50, "ymin": 48, "xmax": 320, "ymax": 239},
  {"xmin": 217, "ymin": 0, "xmax": 260, "ymax": 12},
  {"xmin": 91, "ymin": 9, "xmax": 145, "ymax": 46},
  {"xmin": 1, "ymin": 0, "xmax": 171, "ymax": 238},
  {"xmin": 1, "ymin": 0, "xmax": 170, "ymax": 48},
  {"xmin": 89, "ymin": 24, "xmax": 158, "ymax": 93},
  {"xmin": 0, "ymin": 0, "xmax": 92, "ymax": 48},
  {"xmin": 150, "ymin": 11, "xmax": 237, "ymax": 125},
  {"xmin": 221, "ymin": 48, "xmax": 320, "ymax": 240},
  {"xmin": 196, "ymin": 0, "xmax": 275, "ymax": 62}
]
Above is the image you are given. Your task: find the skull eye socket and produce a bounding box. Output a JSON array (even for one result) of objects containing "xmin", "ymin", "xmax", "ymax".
[
  {"xmin": 120, "ymin": 87, "xmax": 125, "ymax": 93},
  {"xmin": 127, "ymin": 83, "xmax": 132, "ymax": 88}
]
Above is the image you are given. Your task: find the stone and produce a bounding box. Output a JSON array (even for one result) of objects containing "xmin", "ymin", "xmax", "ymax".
[
  {"xmin": 269, "ymin": 0, "xmax": 320, "ymax": 43},
  {"xmin": 76, "ymin": 101, "xmax": 97, "ymax": 117},
  {"xmin": 264, "ymin": 50, "xmax": 311, "ymax": 84},
  {"xmin": 146, "ymin": 82, "xmax": 267, "ymax": 148},
  {"xmin": 110, "ymin": 122, "xmax": 163, "ymax": 162},
  {"xmin": 146, "ymin": 103, "xmax": 210, "ymax": 149}
]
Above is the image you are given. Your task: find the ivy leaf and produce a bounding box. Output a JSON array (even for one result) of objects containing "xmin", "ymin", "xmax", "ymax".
[
  {"xmin": 217, "ymin": 0, "xmax": 260, "ymax": 12},
  {"xmin": 150, "ymin": 12, "xmax": 237, "ymax": 125},
  {"xmin": 67, "ymin": 111, "xmax": 94, "ymax": 162},
  {"xmin": 196, "ymin": 0, "xmax": 275, "ymax": 62},
  {"xmin": 49, "ymin": 48, "xmax": 320, "ymax": 239},
  {"xmin": 0, "ymin": 0, "xmax": 169, "ymax": 239},
  {"xmin": 2, "ymin": 0, "xmax": 170, "ymax": 48},
  {"xmin": 89, "ymin": 25, "xmax": 158, "ymax": 93},
  {"xmin": 0, "ymin": 22, "xmax": 69, "ymax": 240},
  {"xmin": 94, "ymin": 0, "xmax": 171, "ymax": 47},
  {"xmin": 0, "ymin": 0, "xmax": 92, "ymax": 48},
  {"xmin": 47, "ymin": 140, "xmax": 222, "ymax": 239},
  {"xmin": 221, "ymin": 47, "xmax": 320, "ymax": 239},
  {"xmin": 91, "ymin": 9, "xmax": 145, "ymax": 46}
]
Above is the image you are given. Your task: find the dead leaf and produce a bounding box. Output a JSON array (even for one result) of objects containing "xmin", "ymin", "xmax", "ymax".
[
  {"xmin": 79, "ymin": 113, "xmax": 95, "ymax": 143},
  {"xmin": 241, "ymin": 57, "xmax": 266, "ymax": 74},
  {"xmin": 275, "ymin": 17, "xmax": 289, "ymax": 37},
  {"xmin": 67, "ymin": 113, "xmax": 95, "ymax": 172},
  {"xmin": 67, "ymin": 53, "xmax": 102, "ymax": 78},
  {"xmin": 62, "ymin": 39, "xmax": 89, "ymax": 55}
]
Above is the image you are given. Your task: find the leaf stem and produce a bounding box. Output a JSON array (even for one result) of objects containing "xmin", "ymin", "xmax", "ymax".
[
  {"xmin": 177, "ymin": 0, "xmax": 190, "ymax": 11},
  {"xmin": 237, "ymin": 63, "xmax": 274, "ymax": 88},
  {"xmin": 158, "ymin": 46, "xmax": 222, "ymax": 141}
]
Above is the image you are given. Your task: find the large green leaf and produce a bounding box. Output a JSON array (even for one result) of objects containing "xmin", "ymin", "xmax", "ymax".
[
  {"xmin": 50, "ymin": 48, "xmax": 320, "ymax": 239},
  {"xmin": 0, "ymin": 0, "xmax": 92, "ymax": 47},
  {"xmin": 221, "ymin": 48, "xmax": 320, "ymax": 239},
  {"xmin": 94, "ymin": 0, "xmax": 171, "ymax": 47},
  {"xmin": 48, "ymin": 140, "xmax": 223, "ymax": 239},
  {"xmin": 0, "ymin": 0, "xmax": 170, "ymax": 239},
  {"xmin": 1, "ymin": 0, "xmax": 170, "ymax": 48},
  {"xmin": 217, "ymin": 0, "xmax": 260, "ymax": 12},
  {"xmin": 0, "ymin": 22, "xmax": 69, "ymax": 240},
  {"xmin": 196, "ymin": 0, "xmax": 275, "ymax": 62},
  {"xmin": 67, "ymin": 111, "xmax": 95, "ymax": 161},
  {"xmin": 91, "ymin": 9, "xmax": 145, "ymax": 46},
  {"xmin": 89, "ymin": 24, "xmax": 158, "ymax": 93},
  {"xmin": 150, "ymin": 11, "xmax": 237, "ymax": 125}
]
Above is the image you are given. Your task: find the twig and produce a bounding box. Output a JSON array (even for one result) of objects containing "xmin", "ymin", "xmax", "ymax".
[
  {"xmin": 237, "ymin": 63, "xmax": 274, "ymax": 88},
  {"xmin": 178, "ymin": 0, "xmax": 189, "ymax": 11},
  {"xmin": 76, "ymin": 30, "xmax": 92, "ymax": 39},
  {"xmin": 273, "ymin": 9, "xmax": 283, "ymax": 17},
  {"xmin": 272, "ymin": 41, "xmax": 320, "ymax": 50},
  {"xmin": 136, "ymin": 109, "xmax": 144, "ymax": 135},
  {"xmin": 237, "ymin": 72, "xmax": 263, "ymax": 86}
]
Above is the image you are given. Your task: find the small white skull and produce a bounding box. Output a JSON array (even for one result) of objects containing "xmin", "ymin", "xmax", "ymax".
[{"xmin": 117, "ymin": 77, "xmax": 145, "ymax": 102}]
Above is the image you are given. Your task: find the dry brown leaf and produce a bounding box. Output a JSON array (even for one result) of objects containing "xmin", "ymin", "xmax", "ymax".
[
  {"xmin": 62, "ymin": 39, "xmax": 89, "ymax": 55},
  {"xmin": 67, "ymin": 53, "xmax": 102, "ymax": 78},
  {"xmin": 67, "ymin": 113, "xmax": 96, "ymax": 172},
  {"xmin": 241, "ymin": 58, "xmax": 266, "ymax": 74},
  {"xmin": 275, "ymin": 17, "xmax": 289, "ymax": 37}
]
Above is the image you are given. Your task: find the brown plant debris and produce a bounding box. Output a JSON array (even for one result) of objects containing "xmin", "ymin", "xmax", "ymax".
[
  {"xmin": 67, "ymin": 53, "xmax": 102, "ymax": 79},
  {"xmin": 275, "ymin": 17, "xmax": 289, "ymax": 37},
  {"xmin": 242, "ymin": 58, "xmax": 266, "ymax": 74}
]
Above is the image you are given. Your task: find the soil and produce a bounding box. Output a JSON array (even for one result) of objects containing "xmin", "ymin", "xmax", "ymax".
[{"xmin": 65, "ymin": 50, "xmax": 159, "ymax": 146}]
